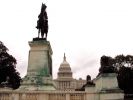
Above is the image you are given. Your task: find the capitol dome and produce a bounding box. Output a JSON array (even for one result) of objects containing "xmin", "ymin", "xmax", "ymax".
[
  {"xmin": 59, "ymin": 54, "xmax": 71, "ymax": 71},
  {"xmin": 54, "ymin": 53, "xmax": 86, "ymax": 91},
  {"xmin": 58, "ymin": 53, "xmax": 72, "ymax": 79}
]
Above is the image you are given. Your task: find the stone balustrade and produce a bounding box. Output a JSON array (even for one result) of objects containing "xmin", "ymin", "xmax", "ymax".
[{"xmin": 0, "ymin": 90, "xmax": 86, "ymax": 100}]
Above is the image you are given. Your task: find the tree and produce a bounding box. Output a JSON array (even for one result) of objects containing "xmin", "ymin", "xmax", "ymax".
[
  {"xmin": 0, "ymin": 41, "xmax": 21, "ymax": 89},
  {"xmin": 117, "ymin": 66, "xmax": 133, "ymax": 94},
  {"xmin": 114, "ymin": 54, "xmax": 133, "ymax": 70},
  {"xmin": 114, "ymin": 55, "xmax": 133, "ymax": 94}
]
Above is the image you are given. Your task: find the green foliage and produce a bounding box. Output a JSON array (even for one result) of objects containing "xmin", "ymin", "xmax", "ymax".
[
  {"xmin": 114, "ymin": 54, "xmax": 133, "ymax": 68},
  {"xmin": 117, "ymin": 66, "xmax": 133, "ymax": 94},
  {"xmin": 0, "ymin": 41, "xmax": 21, "ymax": 89},
  {"xmin": 114, "ymin": 54, "xmax": 133, "ymax": 94}
]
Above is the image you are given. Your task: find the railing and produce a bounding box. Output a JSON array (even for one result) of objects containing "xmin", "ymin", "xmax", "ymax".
[
  {"xmin": 49, "ymin": 93, "xmax": 66, "ymax": 100},
  {"xmin": 22, "ymin": 93, "xmax": 38, "ymax": 100},
  {"xmin": 0, "ymin": 89, "xmax": 124, "ymax": 100},
  {"xmin": 0, "ymin": 93, "xmax": 10, "ymax": 100},
  {"xmin": 70, "ymin": 94, "xmax": 85, "ymax": 100},
  {"xmin": 0, "ymin": 90, "xmax": 86, "ymax": 100}
]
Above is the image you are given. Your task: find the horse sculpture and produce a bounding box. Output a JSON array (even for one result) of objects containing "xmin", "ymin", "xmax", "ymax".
[{"xmin": 36, "ymin": 3, "xmax": 48, "ymax": 39}]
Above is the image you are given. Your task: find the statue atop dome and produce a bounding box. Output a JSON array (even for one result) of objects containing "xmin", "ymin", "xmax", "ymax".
[{"xmin": 63, "ymin": 53, "xmax": 66, "ymax": 61}]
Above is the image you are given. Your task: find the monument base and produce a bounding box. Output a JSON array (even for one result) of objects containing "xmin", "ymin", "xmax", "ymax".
[
  {"xmin": 19, "ymin": 75, "xmax": 55, "ymax": 91},
  {"xmin": 19, "ymin": 40, "xmax": 55, "ymax": 91}
]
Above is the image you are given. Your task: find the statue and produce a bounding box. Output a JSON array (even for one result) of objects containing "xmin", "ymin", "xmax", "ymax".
[
  {"xmin": 75, "ymin": 75, "xmax": 95, "ymax": 91},
  {"xmin": 99, "ymin": 55, "xmax": 116, "ymax": 74},
  {"xmin": 36, "ymin": 3, "xmax": 48, "ymax": 39}
]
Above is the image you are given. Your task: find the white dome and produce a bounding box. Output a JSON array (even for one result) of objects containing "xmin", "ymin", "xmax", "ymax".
[
  {"xmin": 59, "ymin": 53, "xmax": 71, "ymax": 71},
  {"xmin": 58, "ymin": 53, "xmax": 72, "ymax": 78}
]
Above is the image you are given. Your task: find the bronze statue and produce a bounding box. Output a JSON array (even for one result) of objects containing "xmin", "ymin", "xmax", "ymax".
[
  {"xmin": 99, "ymin": 55, "xmax": 116, "ymax": 74},
  {"xmin": 36, "ymin": 3, "xmax": 48, "ymax": 39}
]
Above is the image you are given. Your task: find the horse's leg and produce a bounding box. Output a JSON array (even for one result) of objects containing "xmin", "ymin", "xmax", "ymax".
[
  {"xmin": 41, "ymin": 33, "xmax": 44, "ymax": 38},
  {"xmin": 38, "ymin": 30, "xmax": 39, "ymax": 38},
  {"xmin": 41, "ymin": 30, "xmax": 44, "ymax": 38},
  {"xmin": 41, "ymin": 29, "xmax": 44, "ymax": 38},
  {"xmin": 46, "ymin": 33, "xmax": 47, "ymax": 40},
  {"xmin": 38, "ymin": 29, "xmax": 40, "ymax": 38}
]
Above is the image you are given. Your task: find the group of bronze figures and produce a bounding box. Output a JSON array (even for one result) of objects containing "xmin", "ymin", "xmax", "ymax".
[{"xmin": 36, "ymin": 3, "xmax": 48, "ymax": 39}]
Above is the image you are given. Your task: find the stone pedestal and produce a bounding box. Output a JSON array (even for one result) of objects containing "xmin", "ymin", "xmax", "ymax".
[
  {"xmin": 95, "ymin": 73, "xmax": 119, "ymax": 91},
  {"xmin": 20, "ymin": 40, "xmax": 55, "ymax": 90},
  {"xmin": 85, "ymin": 86, "xmax": 95, "ymax": 93},
  {"xmin": 95, "ymin": 73, "xmax": 124, "ymax": 100}
]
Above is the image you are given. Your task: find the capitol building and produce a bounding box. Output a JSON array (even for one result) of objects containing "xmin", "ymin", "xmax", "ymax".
[{"xmin": 54, "ymin": 54, "xmax": 86, "ymax": 91}]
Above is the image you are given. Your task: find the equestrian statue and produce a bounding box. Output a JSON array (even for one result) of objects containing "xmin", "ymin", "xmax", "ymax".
[{"xmin": 36, "ymin": 3, "xmax": 48, "ymax": 39}]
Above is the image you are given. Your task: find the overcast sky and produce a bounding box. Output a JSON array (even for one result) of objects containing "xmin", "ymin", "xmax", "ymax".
[{"xmin": 0, "ymin": 0, "xmax": 133, "ymax": 80}]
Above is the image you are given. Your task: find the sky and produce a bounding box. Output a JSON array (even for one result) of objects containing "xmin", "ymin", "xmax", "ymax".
[{"xmin": 0, "ymin": 0, "xmax": 133, "ymax": 80}]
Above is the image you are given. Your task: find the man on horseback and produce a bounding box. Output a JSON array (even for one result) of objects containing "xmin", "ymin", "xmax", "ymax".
[{"xmin": 36, "ymin": 3, "xmax": 48, "ymax": 39}]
